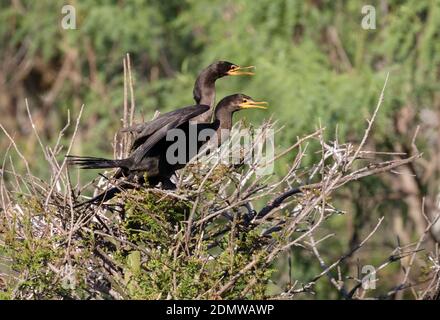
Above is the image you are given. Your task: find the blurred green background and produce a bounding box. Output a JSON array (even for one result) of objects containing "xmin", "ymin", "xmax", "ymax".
[{"xmin": 1, "ymin": 0, "xmax": 439, "ymax": 298}]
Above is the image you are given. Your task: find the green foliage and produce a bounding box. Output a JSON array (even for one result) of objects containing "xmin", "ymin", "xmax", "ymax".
[
  {"xmin": 2, "ymin": 0, "xmax": 439, "ymax": 182},
  {"xmin": 0, "ymin": 0, "xmax": 437, "ymax": 185},
  {"xmin": 0, "ymin": 196, "xmax": 90, "ymax": 299},
  {"xmin": 116, "ymin": 190, "xmax": 273, "ymax": 299},
  {"xmin": 123, "ymin": 190, "xmax": 188, "ymax": 244},
  {"xmin": 0, "ymin": 188, "xmax": 274, "ymax": 299}
]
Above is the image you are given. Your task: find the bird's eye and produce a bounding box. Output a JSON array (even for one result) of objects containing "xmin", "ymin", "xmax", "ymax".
[
  {"xmin": 230, "ymin": 65, "xmax": 237, "ymax": 70},
  {"xmin": 243, "ymin": 99, "xmax": 248, "ymax": 103}
]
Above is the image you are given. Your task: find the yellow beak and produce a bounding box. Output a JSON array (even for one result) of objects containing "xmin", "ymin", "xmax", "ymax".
[
  {"xmin": 227, "ymin": 65, "xmax": 256, "ymax": 76},
  {"xmin": 239, "ymin": 100, "xmax": 268, "ymax": 110}
]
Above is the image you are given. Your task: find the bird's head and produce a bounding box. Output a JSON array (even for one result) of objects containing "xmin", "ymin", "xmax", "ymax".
[
  {"xmin": 216, "ymin": 94, "xmax": 268, "ymax": 114},
  {"xmin": 193, "ymin": 62, "xmax": 256, "ymax": 107},
  {"xmin": 212, "ymin": 61, "xmax": 255, "ymax": 78}
]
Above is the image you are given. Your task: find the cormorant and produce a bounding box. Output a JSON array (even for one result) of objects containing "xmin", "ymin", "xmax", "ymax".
[
  {"xmin": 68, "ymin": 94, "xmax": 267, "ymax": 207},
  {"xmin": 122, "ymin": 61, "xmax": 255, "ymax": 150}
]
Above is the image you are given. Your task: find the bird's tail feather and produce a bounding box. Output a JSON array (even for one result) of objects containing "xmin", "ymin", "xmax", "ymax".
[{"xmin": 66, "ymin": 155, "xmax": 128, "ymax": 170}]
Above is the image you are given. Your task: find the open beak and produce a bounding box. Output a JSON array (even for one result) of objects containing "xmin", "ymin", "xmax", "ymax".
[
  {"xmin": 227, "ymin": 65, "xmax": 256, "ymax": 76},
  {"xmin": 239, "ymin": 100, "xmax": 268, "ymax": 110}
]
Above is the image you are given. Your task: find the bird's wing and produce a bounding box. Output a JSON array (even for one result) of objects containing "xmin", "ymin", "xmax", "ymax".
[
  {"xmin": 128, "ymin": 115, "xmax": 174, "ymax": 151},
  {"xmin": 121, "ymin": 122, "xmax": 149, "ymax": 134},
  {"xmin": 122, "ymin": 108, "xmax": 205, "ymax": 151},
  {"xmin": 131, "ymin": 105, "xmax": 210, "ymax": 164},
  {"xmin": 121, "ymin": 110, "xmax": 174, "ymax": 135}
]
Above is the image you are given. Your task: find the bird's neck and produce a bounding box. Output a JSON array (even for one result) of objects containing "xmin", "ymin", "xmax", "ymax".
[
  {"xmin": 202, "ymin": 108, "xmax": 233, "ymax": 148},
  {"xmin": 193, "ymin": 70, "xmax": 217, "ymax": 108},
  {"xmin": 214, "ymin": 108, "xmax": 234, "ymax": 133},
  {"xmin": 198, "ymin": 84, "xmax": 215, "ymax": 107}
]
